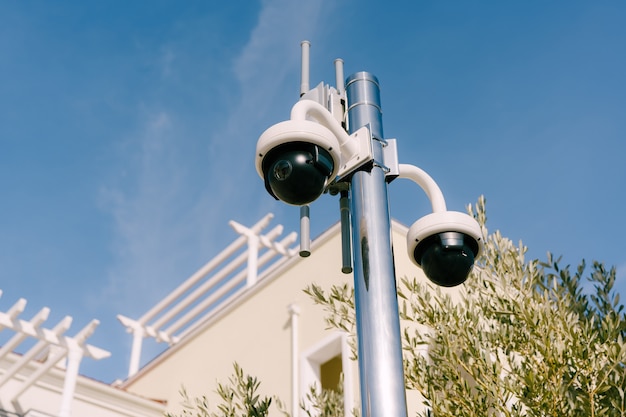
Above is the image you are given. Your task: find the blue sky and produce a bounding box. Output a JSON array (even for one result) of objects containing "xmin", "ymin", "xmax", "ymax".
[{"xmin": 0, "ymin": 1, "xmax": 624, "ymax": 383}]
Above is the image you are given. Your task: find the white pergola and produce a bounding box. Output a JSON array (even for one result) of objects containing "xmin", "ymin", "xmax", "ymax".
[
  {"xmin": 0, "ymin": 292, "xmax": 110, "ymax": 417},
  {"xmin": 118, "ymin": 213, "xmax": 299, "ymax": 377}
]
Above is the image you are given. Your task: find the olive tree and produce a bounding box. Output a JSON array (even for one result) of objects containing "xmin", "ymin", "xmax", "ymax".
[
  {"xmin": 168, "ymin": 197, "xmax": 625, "ymax": 417},
  {"xmin": 395, "ymin": 196, "xmax": 626, "ymax": 416},
  {"xmin": 165, "ymin": 362, "xmax": 344, "ymax": 417}
]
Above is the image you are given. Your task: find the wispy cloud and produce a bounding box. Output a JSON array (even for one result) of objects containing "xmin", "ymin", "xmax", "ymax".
[
  {"xmin": 208, "ymin": 0, "xmax": 333, "ymax": 221},
  {"xmin": 97, "ymin": 0, "xmax": 333, "ymax": 316},
  {"xmin": 97, "ymin": 110, "xmax": 195, "ymax": 312},
  {"xmin": 234, "ymin": 0, "xmax": 325, "ymax": 89}
]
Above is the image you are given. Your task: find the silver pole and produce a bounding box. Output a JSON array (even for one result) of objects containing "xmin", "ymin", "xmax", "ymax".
[{"xmin": 346, "ymin": 72, "xmax": 408, "ymax": 417}]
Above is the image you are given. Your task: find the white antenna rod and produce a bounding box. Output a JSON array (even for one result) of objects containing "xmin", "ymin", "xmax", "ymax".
[
  {"xmin": 300, "ymin": 40, "xmax": 311, "ymax": 96},
  {"xmin": 299, "ymin": 40, "xmax": 312, "ymax": 256},
  {"xmin": 299, "ymin": 205, "xmax": 311, "ymax": 257},
  {"xmin": 334, "ymin": 58, "xmax": 345, "ymax": 95}
]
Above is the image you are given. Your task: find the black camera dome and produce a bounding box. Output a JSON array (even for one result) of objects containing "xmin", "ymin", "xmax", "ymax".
[
  {"xmin": 262, "ymin": 142, "xmax": 334, "ymax": 206},
  {"xmin": 414, "ymin": 232, "xmax": 479, "ymax": 287}
]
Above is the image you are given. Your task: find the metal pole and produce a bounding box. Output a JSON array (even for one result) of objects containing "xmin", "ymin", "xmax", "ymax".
[{"xmin": 346, "ymin": 72, "xmax": 408, "ymax": 417}]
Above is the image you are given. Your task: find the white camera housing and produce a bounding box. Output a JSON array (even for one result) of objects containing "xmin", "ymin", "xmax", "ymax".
[
  {"xmin": 255, "ymin": 119, "xmax": 342, "ymax": 181},
  {"xmin": 255, "ymin": 119, "xmax": 343, "ymax": 206},
  {"xmin": 407, "ymin": 211, "xmax": 484, "ymax": 287}
]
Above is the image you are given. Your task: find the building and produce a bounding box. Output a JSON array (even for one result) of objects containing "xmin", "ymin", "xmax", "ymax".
[
  {"xmin": 0, "ymin": 212, "xmax": 449, "ymax": 416},
  {"xmin": 117, "ymin": 213, "xmax": 450, "ymax": 416}
]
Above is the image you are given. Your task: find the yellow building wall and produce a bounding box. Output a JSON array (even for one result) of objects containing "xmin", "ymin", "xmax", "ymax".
[{"xmin": 123, "ymin": 220, "xmax": 454, "ymax": 416}]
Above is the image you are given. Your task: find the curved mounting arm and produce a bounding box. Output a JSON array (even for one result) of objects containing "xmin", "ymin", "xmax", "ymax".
[
  {"xmin": 290, "ymin": 100, "xmax": 358, "ymax": 158},
  {"xmin": 397, "ymin": 164, "xmax": 447, "ymax": 213}
]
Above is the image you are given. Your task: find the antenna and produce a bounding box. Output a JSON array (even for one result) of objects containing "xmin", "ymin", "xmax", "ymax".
[
  {"xmin": 299, "ymin": 41, "xmax": 312, "ymax": 257},
  {"xmin": 299, "ymin": 205, "xmax": 311, "ymax": 257},
  {"xmin": 296, "ymin": 42, "xmax": 351, "ymax": 262},
  {"xmin": 335, "ymin": 58, "xmax": 351, "ymax": 273},
  {"xmin": 334, "ymin": 58, "xmax": 345, "ymax": 95},
  {"xmin": 300, "ymin": 40, "xmax": 311, "ymax": 96}
]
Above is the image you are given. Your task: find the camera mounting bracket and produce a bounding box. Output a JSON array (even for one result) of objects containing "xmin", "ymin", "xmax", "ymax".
[{"xmin": 335, "ymin": 126, "xmax": 375, "ymax": 181}]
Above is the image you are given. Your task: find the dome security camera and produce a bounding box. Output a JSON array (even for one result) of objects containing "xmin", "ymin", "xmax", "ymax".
[
  {"xmin": 256, "ymin": 119, "xmax": 342, "ymax": 206},
  {"xmin": 407, "ymin": 211, "xmax": 483, "ymax": 287}
]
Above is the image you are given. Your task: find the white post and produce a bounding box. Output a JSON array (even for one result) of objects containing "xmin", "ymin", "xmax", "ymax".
[
  {"xmin": 59, "ymin": 346, "xmax": 83, "ymax": 417},
  {"xmin": 246, "ymin": 234, "xmax": 259, "ymax": 287},
  {"xmin": 288, "ymin": 304, "xmax": 301, "ymax": 417},
  {"xmin": 128, "ymin": 327, "xmax": 145, "ymax": 377}
]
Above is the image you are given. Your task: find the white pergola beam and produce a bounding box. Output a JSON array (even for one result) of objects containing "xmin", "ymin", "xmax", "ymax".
[
  {"xmin": 149, "ymin": 249, "xmax": 248, "ymax": 330},
  {"xmin": 172, "ymin": 232, "xmax": 296, "ymax": 341},
  {"xmin": 120, "ymin": 213, "xmax": 300, "ymax": 378},
  {"xmin": 10, "ymin": 347, "xmax": 68, "ymax": 401},
  {"xmin": 0, "ymin": 316, "xmax": 72, "ymax": 388},
  {"xmin": 6, "ymin": 298, "xmax": 27, "ymax": 320},
  {"xmin": 73, "ymin": 319, "xmax": 99, "ymax": 345},
  {"xmin": 0, "ymin": 307, "xmax": 49, "ymax": 361},
  {"xmin": 138, "ymin": 213, "xmax": 275, "ymax": 325},
  {"xmin": 0, "ymin": 293, "xmax": 109, "ymax": 417}
]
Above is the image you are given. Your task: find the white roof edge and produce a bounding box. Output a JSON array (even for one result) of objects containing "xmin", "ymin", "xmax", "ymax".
[{"xmin": 0, "ymin": 350, "xmax": 165, "ymax": 412}]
